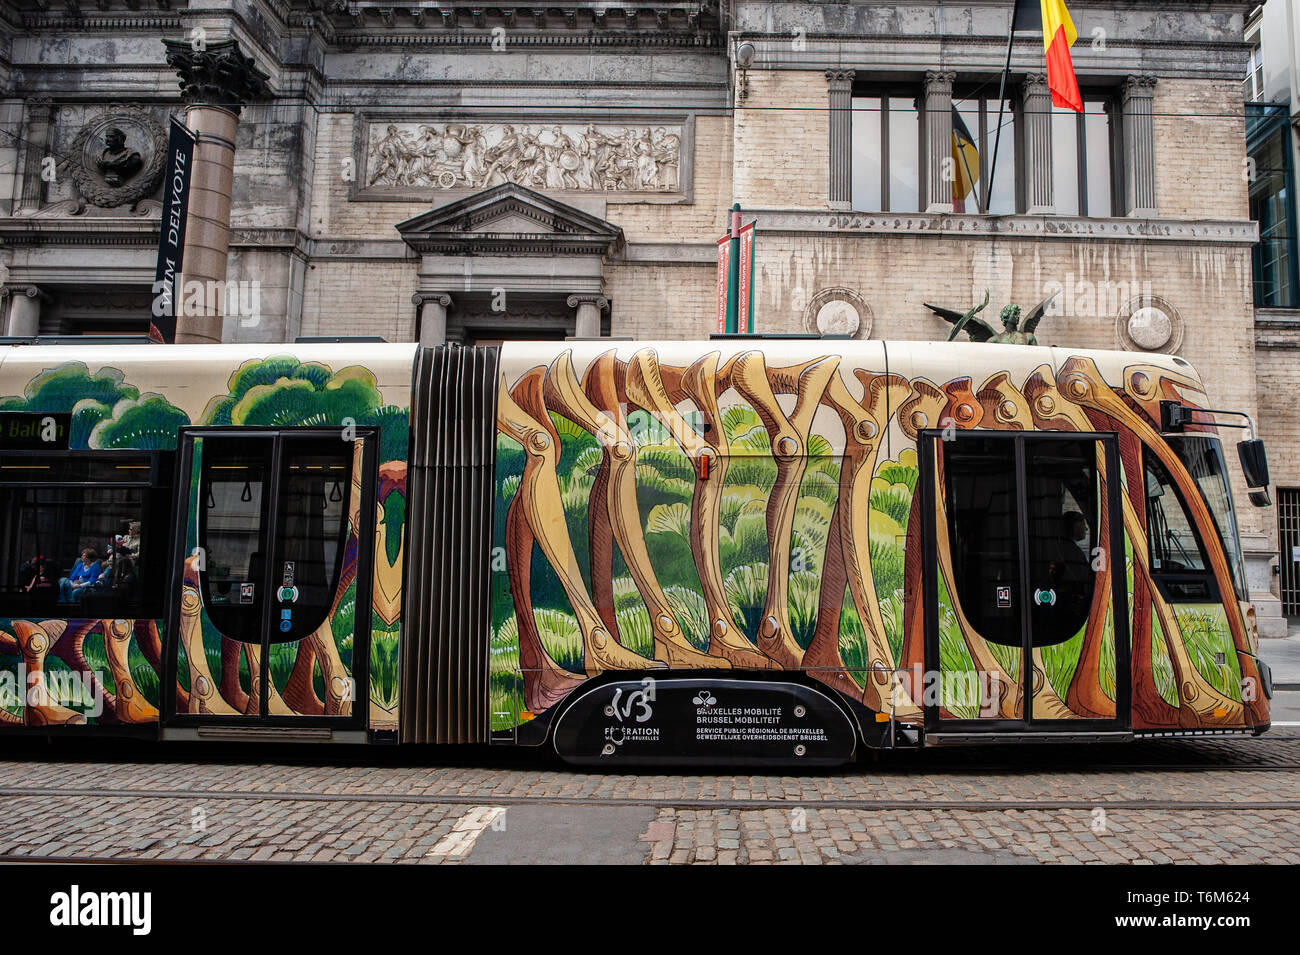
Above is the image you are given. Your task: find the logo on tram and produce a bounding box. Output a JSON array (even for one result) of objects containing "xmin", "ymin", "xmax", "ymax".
[{"xmin": 604, "ymin": 678, "xmax": 656, "ymax": 724}]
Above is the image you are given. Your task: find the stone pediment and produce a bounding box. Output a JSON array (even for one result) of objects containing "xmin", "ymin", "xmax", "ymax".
[{"xmin": 395, "ymin": 182, "xmax": 624, "ymax": 257}]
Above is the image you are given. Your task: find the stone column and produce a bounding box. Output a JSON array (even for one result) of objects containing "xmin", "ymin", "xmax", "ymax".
[
  {"xmin": 413, "ymin": 292, "xmax": 452, "ymax": 347},
  {"xmin": 19, "ymin": 99, "xmax": 53, "ymax": 213},
  {"xmin": 1121, "ymin": 75, "xmax": 1158, "ymax": 217},
  {"xmin": 162, "ymin": 38, "xmax": 270, "ymax": 344},
  {"xmin": 3, "ymin": 285, "xmax": 44, "ymax": 337},
  {"xmin": 923, "ymin": 71, "xmax": 956, "ymax": 214},
  {"xmin": 568, "ymin": 294, "xmax": 608, "ymax": 338},
  {"xmin": 826, "ymin": 69, "xmax": 855, "ymax": 211},
  {"xmin": 1022, "ymin": 73, "xmax": 1055, "ymax": 214}
]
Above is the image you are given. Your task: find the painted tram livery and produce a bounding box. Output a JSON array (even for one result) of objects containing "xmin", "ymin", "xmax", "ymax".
[{"xmin": 0, "ymin": 339, "xmax": 1275, "ymax": 764}]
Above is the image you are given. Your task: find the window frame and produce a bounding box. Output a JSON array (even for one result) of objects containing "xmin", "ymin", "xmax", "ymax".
[
  {"xmin": 163, "ymin": 425, "xmax": 379, "ymax": 731},
  {"xmin": 1142, "ymin": 447, "xmax": 1223, "ymax": 604},
  {"xmin": 851, "ymin": 82, "xmax": 923, "ymax": 213},
  {"xmin": 952, "ymin": 85, "xmax": 1021, "ymax": 215},
  {"xmin": 1051, "ymin": 89, "xmax": 1122, "ymax": 218},
  {"xmin": 1246, "ymin": 102, "xmax": 1300, "ymax": 307},
  {"xmin": 1166, "ymin": 435, "xmax": 1249, "ymax": 603},
  {"xmin": 1244, "ymin": 32, "xmax": 1264, "ymax": 103},
  {"xmin": 0, "ymin": 449, "xmax": 175, "ymax": 619}
]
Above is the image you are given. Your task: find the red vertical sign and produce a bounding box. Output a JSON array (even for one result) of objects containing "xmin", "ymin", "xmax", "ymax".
[
  {"xmin": 737, "ymin": 221, "xmax": 756, "ymax": 334},
  {"xmin": 715, "ymin": 234, "xmax": 731, "ymax": 334}
]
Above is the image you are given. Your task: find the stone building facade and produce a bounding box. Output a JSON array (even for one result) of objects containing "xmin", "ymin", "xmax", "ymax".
[{"xmin": 0, "ymin": 1, "xmax": 1286, "ymax": 623}]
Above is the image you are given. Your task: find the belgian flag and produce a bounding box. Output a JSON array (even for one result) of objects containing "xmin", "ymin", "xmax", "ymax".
[
  {"xmin": 951, "ymin": 108, "xmax": 980, "ymax": 213},
  {"xmin": 1040, "ymin": 0, "xmax": 1083, "ymax": 112}
]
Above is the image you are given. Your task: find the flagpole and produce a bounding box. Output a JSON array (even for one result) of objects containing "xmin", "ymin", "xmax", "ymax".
[{"xmin": 987, "ymin": 1, "xmax": 1021, "ymax": 211}]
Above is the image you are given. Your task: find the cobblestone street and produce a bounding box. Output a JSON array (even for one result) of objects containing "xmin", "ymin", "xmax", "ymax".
[{"xmin": 3, "ymin": 733, "xmax": 1297, "ymax": 865}]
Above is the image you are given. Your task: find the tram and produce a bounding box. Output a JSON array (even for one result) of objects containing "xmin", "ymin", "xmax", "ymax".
[{"xmin": 0, "ymin": 338, "xmax": 1274, "ymax": 765}]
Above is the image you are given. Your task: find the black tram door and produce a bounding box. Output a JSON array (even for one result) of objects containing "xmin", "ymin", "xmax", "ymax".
[
  {"xmin": 920, "ymin": 432, "xmax": 1130, "ymax": 733},
  {"xmin": 163, "ymin": 428, "xmax": 377, "ymax": 729}
]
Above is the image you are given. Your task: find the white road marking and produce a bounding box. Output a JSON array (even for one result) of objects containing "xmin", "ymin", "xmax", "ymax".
[
  {"xmin": 426, "ymin": 806, "xmax": 507, "ymax": 859},
  {"xmin": 1268, "ymin": 721, "xmax": 1300, "ymax": 726}
]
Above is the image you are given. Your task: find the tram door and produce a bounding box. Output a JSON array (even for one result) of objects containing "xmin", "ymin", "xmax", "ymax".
[
  {"xmin": 920, "ymin": 432, "xmax": 1130, "ymax": 733},
  {"xmin": 163, "ymin": 428, "xmax": 376, "ymax": 729}
]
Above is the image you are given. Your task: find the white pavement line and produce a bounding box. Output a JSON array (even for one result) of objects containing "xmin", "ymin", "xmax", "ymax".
[
  {"xmin": 426, "ymin": 806, "xmax": 507, "ymax": 859},
  {"xmin": 1269, "ymin": 721, "xmax": 1300, "ymax": 726}
]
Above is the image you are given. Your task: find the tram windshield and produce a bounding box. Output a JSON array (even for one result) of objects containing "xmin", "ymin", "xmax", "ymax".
[
  {"xmin": 1169, "ymin": 436, "xmax": 1248, "ymax": 601},
  {"xmin": 1145, "ymin": 437, "xmax": 1247, "ymax": 602}
]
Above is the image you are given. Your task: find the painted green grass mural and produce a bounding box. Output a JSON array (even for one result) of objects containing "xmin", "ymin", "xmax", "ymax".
[{"xmin": 488, "ymin": 421, "xmax": 932, "ymax": 727}]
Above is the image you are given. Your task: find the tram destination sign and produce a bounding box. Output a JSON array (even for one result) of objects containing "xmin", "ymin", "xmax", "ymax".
[
  {"xmin": 0, "ymin": 412, "xmax": 71, "ymax": 450},
  {"xmin": 551, "ymin": 676, "xmax": 857, "ymax": 766}
]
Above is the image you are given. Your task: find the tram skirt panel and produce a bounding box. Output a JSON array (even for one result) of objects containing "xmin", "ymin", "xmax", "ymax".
[{"xmin": 400, "ymin": 345, "xmax": 499, "ymax": 744}]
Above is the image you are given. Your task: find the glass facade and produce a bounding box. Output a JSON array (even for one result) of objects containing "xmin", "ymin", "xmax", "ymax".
[{"xmin": 1247, "ymin": 102, "xmax": 1299, "ymax": 308}]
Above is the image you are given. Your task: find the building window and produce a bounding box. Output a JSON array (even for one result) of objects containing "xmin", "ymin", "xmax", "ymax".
[
  {"xmin": 1244, "ymin": 37, "xmax": 1264, "ymax": 103},
  {"xmin": 851, "ymin": 90, "xmax": 921, "ymax": 212},
  {"xmin": 1247, "ymin": 103, "xmax": 1299, "ymax": 307},
  {"xmin": 1051, "ymin": 98, "xmax": 1116, "ymax": 217},
  {"xmin": 952, "ymin": 91, "xmax": 1017, "ymax": 214}
]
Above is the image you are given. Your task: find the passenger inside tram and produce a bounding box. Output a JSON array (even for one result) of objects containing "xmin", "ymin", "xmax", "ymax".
[
  {"xmin": 58, "ymin": 548, "xmax": 102, "ymax": 604},
  {"xmin": 1048, "ymin": 510, "xmax": 1093, "ymax": 619},
  {"xmin": 23, "ymin": 558, "xmax": 57, "ymax": 594}
]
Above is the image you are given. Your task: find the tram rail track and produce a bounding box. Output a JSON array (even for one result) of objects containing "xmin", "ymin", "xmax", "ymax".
[{"xmin": 2, "ymin": 784, "xmax": 1298, "ymax": 813}]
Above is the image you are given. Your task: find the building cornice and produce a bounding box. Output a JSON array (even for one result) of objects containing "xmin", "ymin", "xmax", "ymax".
[
  {"xmin": 0, "ymin": 217, "xmax": 161, "ymax": 248},
  {"xmin": 0, "ymin": 214, "xmax": 1257, "ymax": 258},
  {"xmin": 19, "ymin": 12, "xmax": 184, "ymax": 30},
  {"xmin": 750, "ymin": 211, "xmax": 1261, "ymax": 245},
  {"xmin": 1254, "ymin": 308, "xmax": 1300, "ymax": 344}
]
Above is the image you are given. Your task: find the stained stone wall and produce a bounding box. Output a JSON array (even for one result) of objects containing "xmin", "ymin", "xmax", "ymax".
[
  {"xmin": 309, "ymin": 113, "xmax": 428, "ymax": 239},
  {"xmin": 1154, "ymin": 79, "xmax": 1252, "ymax": 221},
  {"xmin": 299, "ymin": 259, "xmax": 421, "ymax": 343},
  {"xmin": 1255, "ymin": 335, "xmax": 1300, "ymax": 520},
  {"xmin": 604, "ymin": 261, "xmax": 717, "ymax": 339},
  {"xmin": 732, "ymin": 70, "xmax": 830, "ymax": 211}
]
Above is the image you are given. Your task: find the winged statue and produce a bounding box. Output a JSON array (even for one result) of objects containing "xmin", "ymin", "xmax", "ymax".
[{"xmin": 924, "ymin": 289, "xmax": 1060, "ymax": 345}]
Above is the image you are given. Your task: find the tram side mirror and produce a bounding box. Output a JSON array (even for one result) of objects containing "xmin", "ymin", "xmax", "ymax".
[{"xmin": 1238, "ymin": 439, "xmax": 1271, "ymax": 507}]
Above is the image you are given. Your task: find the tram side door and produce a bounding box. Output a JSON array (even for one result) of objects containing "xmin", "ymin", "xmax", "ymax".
[
  {"xmin": 163, "ymin": 428, "xmax": 377, "ymax": 730},
  {"xmin": 919, "ymin": 431, "xmax": 1130, "ymax": 734}
]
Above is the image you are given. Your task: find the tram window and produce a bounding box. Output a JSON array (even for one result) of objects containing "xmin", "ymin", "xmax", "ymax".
[
  {"xmin": 199, "ymin": 439, "xmax": 273, "ymax": 642},
  {"xmin": 943, "ymin": 437, "xmax": 1022, "ymax": 647},
  {"xmin": 270, "ymin": 442, "xmax": 352, "ymax": 642},
  {"xmin": 1144, "ymin": 451, "xmax": 1218, "ymax": 602},
  {"xmin": 1024, "ymin": 440, "xmax": 1099, "ymax": 646},
  {"xmin": 0, "ymin": 454, "xmax": 166, "ymax": 617},
  {"xmin": 1167, "ymin": 436, "xmax": 1248, "ymax": 602},
  {"xmin": 196, "ymin": 436, "xmax": 354, "ymax": 645}
]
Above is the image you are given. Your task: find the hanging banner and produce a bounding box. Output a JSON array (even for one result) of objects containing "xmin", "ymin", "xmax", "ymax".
[
  {"xmin": 150, "ymin": 116, "xmax": 197, "ymax": 344},
  {"xmin": 715, "ymin": 234, "xmax": 731, "ymax": 334},
  {"xmin": 737, "ymin": 221, "xmax": 756, "ymax": 334}
]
